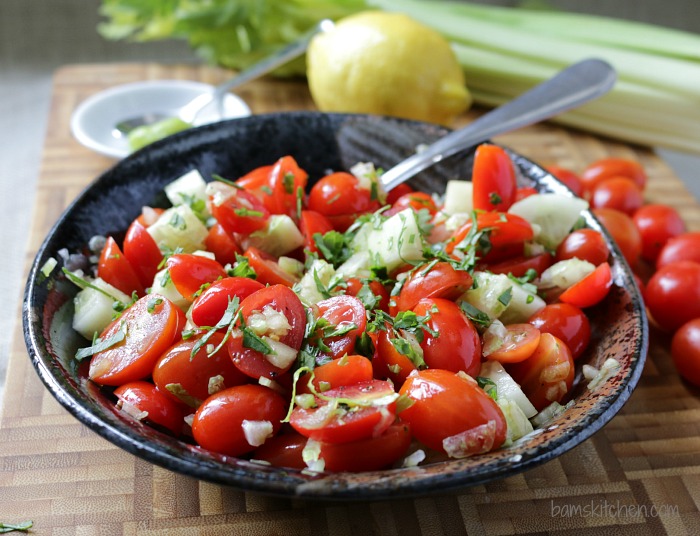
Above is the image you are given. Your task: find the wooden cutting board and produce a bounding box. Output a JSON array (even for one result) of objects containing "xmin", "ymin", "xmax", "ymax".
[{"xmin": 3, "ymin": 63, "xmax": 700, "ymax": 535}]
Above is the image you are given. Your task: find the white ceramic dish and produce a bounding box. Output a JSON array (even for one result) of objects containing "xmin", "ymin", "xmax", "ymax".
[{"xmin": 70, "ymin": 80, "xmax": 251, "ymax": 159}]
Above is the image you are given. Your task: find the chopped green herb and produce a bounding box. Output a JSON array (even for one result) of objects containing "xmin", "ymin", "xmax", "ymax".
[
  {"xmin": 497, "ymin": 287, "xmax": 513, "ymax": 307},
  {"xmin": 0, "ymin": 521, "xmax": 33, "ymax": 533},
  {"xmin": 147, "ymin": 297, "xmax": 164, "ymax": 313},
  {"xmin": 242, "ymin": 327, "xmax": 274, "ymax": 354},
  {"xmin": 234, "ymin": 207, "xmax": 264, "ymax": 218},
  {"xmin": 75, "ymin": 322, "xmax": 127, "ymax": 361},
  {"xmin": 229, "ymin": 254, "xmax": 257, "ymax": 279},
  {"xmin": 459, "ymin": 301, "xmax": 491, "ymax": 328},
  {"xmin": 476, "ymin": 376, "xmax": 498, "ymax": 400},
  {"xmin": 282, "ymin": 172, "xmax": 295, "ymax": 194},
  {"xmin": 169, "ymin": 212, "xmax": 187, "ymax": 230}
]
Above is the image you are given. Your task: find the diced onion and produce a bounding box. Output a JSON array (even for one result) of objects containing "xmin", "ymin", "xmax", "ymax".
[{"xmin": 241, "ymin": 419, "xmax": 273, "ymax": 447}]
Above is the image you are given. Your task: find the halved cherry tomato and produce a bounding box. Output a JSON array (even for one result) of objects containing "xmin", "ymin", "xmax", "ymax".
[
  {"xmin": 89, "ymin": 295, "xmax": 186, "ymax": 386},
  {"xmin": 311, "ymin": 295, "xmax": 367, "ymax": 360},
  {"xmin": 413, "ymin": 298, "xmax": 481, "ymax": 378},
  {"xmin": 558, "ymin": 261, "xmax": 612, "ymax": 308},
  {"xmin": 398, "ymin": 369, "xmax": 507, "ymax": 456},
  {"xmin": 207, "ymin": 181, "xmax": 270, "ymax": 235},
  {"xmin": 308, "ymin": 172, "xmax": 382, "ymax": 231},
  {"xmin": 514, "ymin": 186, "xmax": 538, "ymax": 202},
  {"xmin": 122, "ymin": 218, "xmax": 163, "ymax": 289},
  {"xmin": 114, "ymin": 381, "xmax": 186, "ymax": 436},
  {"xmin": 227, "ymin": 285, "xmax": 306, "ymax": 380},
  {"xmin": 98, "ymin": 236, "xmax": 144, "ymax": 296},
  {"xmin": 373, "ymin": 324, "xmax": 419, "ymax": 387},
  {"xmin": 392, "ymin": 261, "xmax": 473, "ymax": 315},
  {"xmin": 243, "ymin": 246, "xmax": 298, "ymax": 287},
  {"xmin": 447, "ymin": 212, "xmax": 533, "ymax": 263},
  {"xmin": 472, "ymin": 144, "xmax": 517, "ymax": 212},
  {"xmin": 646, "ymin": 261, "xmax": 700, "ymax": 332},
  {"xmin": 581, "ymin": 158, "xmax": 647, "ymax": 192},
  {"xmin": 266, "ymin": 156, "xmax": 309, "ymax": 220},
  {"xmin": 506, "ymin": 333, "xmax": 574, "ymax": 411},
  {"xmin": 590, "ymin": 177, "xmax": 644, "ymax": 215},
  {"xmin": 482, "ymin": 252, "xmax": 553, "ymax": 278},
  {"xmin": 656, "ymin": 232, "xmax": 700, "ymax": 269},
  {"xmin": 153, "ymin": 332, "xmax": 249, "ymax": 408},
  {"xmin": 482, "ymin": 323, "xmax": 541, "ymax": 364},
  {"xmin": 528, "ymin": 303, "xmax": 591, "ymax": 360},
  {"xmin": 546, "ymin": 166, "xmax": 583, "ymax": 197},
  {"xmin": 297, "ymin": 354, "xmax": 374, "ymax": 395},
  {"xmin": 555, "ymin": 229, "xmax": 610, "ymax": 266},
  {"xmin": 204, "ymin": 223, "xmax": 241, "ymax": 266},
  {"xmin": 632, "ymin": 204, "xmax": 686, "ymax": 263},
  {"xmin": 166, "ymin": 254, "xmax": 227, "ymax": 301},
  {"xmin": 343, "ymin": 278, "xmax": 390, "ymax": 312},
  {"xmin": 192, "ymin": 384, "xmax": 287, "ymax": 457},
  {"xmin": 289, "ymin": 380, "xmax": 397, "ymax": 444},
  {"xmin": 189, "ymin": 276, "xmax": 264, "ymax": 327},
  {"xmin": 592, "ymin": 208, "xmax": 642, "ymax": 268},
  {"xmin": 386, "ymin": 192, "xmax": 437, "ymax": 217},
  {"xmin": 235, "ymin": 164, "xmax": 274, "ymax": 201},
  {"xmin": 299, "ymin": 210, "xmax": 335, "ymax": 254}
]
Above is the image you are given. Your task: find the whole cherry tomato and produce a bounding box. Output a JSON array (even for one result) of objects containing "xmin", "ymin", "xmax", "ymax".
[
  {"xmin": 581, "ymin": 157, "xmax": 647, "ymax": 192},
  {"xmin": 592, "ymin": 208, "xmax": 642, "ymax": 268},
  {"xmin": 398, "ymin": 369, "xmax": 506, "ymax": 456},
  {"xmin": 482, "ymin": 252, "xmax": 554, "ymax": 278},
  {"xmin": 590, "ymin": 177, "xmax": 644, "ymax": 215},
  {"xmin": 632, "ymin": 204, "xmax": 686, "ymax": 263},
  {"xmin": 192, "ymin": 384, "xmax": 287, "ymax": 457},
  {"xmin": 386, "ymin": 191, "xmax": 438, "ymax": 217},
  {"xmin": 555, "ymin": 229, "xmax": 610, "ymax": 266},
  {"xmin": 471, "ymin": 144, "xmax": 517, "ymax": 212},
  {"xmin": 645, "ymin": 261, "xmax": 700, "ymax": 332},
  {"xmin": 114, "ymin": 381, "xmax": 186, "ymax": 437},
  {"xmin": 655, "ymin": 232, "xmax": 700, "ymax": 269},
  {"xmin": 671, "ymin": 319, "xmax": 700, "ymax": 387},
  {"xmin": 528, "ymin": 303, "xmax": 591, "ymax": 360},
  {"xmin": 546, "ymin": 165, "xmax": 583, "ymax": 197},
  {"xmin": 122, "ymin": 217, "xmax": 163, "ymax": 289},
  {"xmin": 308, "ymin": 172, "xmax": 382, "ymax": 231}
]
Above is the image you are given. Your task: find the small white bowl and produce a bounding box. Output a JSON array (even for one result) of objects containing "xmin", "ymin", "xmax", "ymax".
[{"xmin": 70, "ymin": 80, "xmax": 252, "ymax": 159}]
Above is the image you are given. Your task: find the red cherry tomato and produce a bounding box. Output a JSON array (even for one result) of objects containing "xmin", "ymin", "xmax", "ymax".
[
  {"xmin": 413, "ymin": 298, "xmax": 481, "ymax": 378},
  {"xmin": 447, "ymin": 212, "xmax": 534, "ymax": 263},
  {"xmin": 398, "ymin": 369, "xmax": 507, "ymax": 456},
  {"xmin": 558, "ymin": 261, "xmax": 612, "ymax": 309},
  {"xmin": 208, "ymin": 181, "xmax": 270, "ymax": 234},
  {"xmin": 671, "ymin": 319, "xmax": 700, "ymax": 387},
  {"xmin": 308, "ymin": 172, "xmax": 382, "ymax": 231},
  {"xmin": 392, "ymin": 261, "xmax": 473, "ymax": 314},
  {"xmin": 385, "ymin": 183, "xmax": 414, "ymax": 205},
  {"xmin": 122, "ymin": 218, "xmax": 163, "ymax": 289},
  {"xmin": 166, "ymin": 254, "xmax": 227, "ymax": 301},
  {"xmin": 266, "ymin": 156, "xmax": 309, "ymax": 220},
  {"xmin": 243, "ymin": 246, "xmax": 298, "ymax": 287},
  {"xmin": 114, "ymin": 381, "xmax": 186, "ymax": 436},
  {"xmin": 590, "ymin": 177, "xmax": 644, "ymax": 215},
  {"xmin": 387, "ymin": 191, "xmax": 438, "ymax": 216},
  {"xmin": 593, "ymin": 208, "xmax": 642, "ymax": 269},
  {"xmin": 506, "ymin": 333, "xmax": 574, "ymax": 411},
  {"xmin": 98, "ymin": 236, "xmax": 145, "ymax": 296},
  {"xmin": 299, "ymin": 210, "xmax": 335, "ymax": 254},
  {"xmin": 547, "ymin": 166, "xmax": 584, "ymax": 197},
  {"xmin": 89, "ymin": 295, "xmax": 186, "ymax": 386},
  {"xmin": 189, "ymin": 276, "xmax": 265, "ymax": 327},
  {"xmin": 227, "ymin": 285, "xmax": 306, "ymax": 380},
  {"xmin": 251, "ymin": 432, "xmax": 308, "ymax": 470},
  {"xmin": 646, "ymin": 261, "xmax": 700, "ymax": 332},
  {"xmin": 290, "ymin": 380, "xmax": 397, "ymax": 444},
  {"xmin": 311, "ymin": 295, "xmax": 367, "ymax": 360},
  {"xmin": 297, "ymin": 354, "xmax": 374, "ymax": 395},
  {"xmin": 343, "ymin": 277, "xmax": 390, "ymax": 312},
  {"xmin": 192, "ymin": 384, "xmax": 287, "ymax": 456},
  {"xmin": 472, "ymin": 144, "xmax": 517, "ymax": 212},
  {"xmin": 514, "ymin": 186, "xmax": 538, "ymax": 202},
  {"xmin": 528, "ymin": 303, "xmax": 591, "ymax": 360},
  {"xmin": 482, "ymin": 323, "xmax": 541, "ymax": 364},
  {"xmin": 555, "ymin": 229, "xmax": 610, "ymax": 266},
  {"xmin": 632, "ymin": 204, "xmax": 686, "ymax": 263},
  {"xmin": 204, "ymin": 223, "xmax": 241, "ymax": 266},
  {"xmin": 153, "ymin": 332, "xmax": 249, "ymax": 408},
  {"xmin": 581, "ymin": 158, "xmax": 647, "ymax": 192},
  {"xmin": 235, "ymin": 164, "xmax": 274, "ymax": 202},
  {"xmin": 483, "ymin": 252, "xmax": 554, "ymax": 278},
  {"xmin": 372, "ymin": 325, "xmax": 419, "ymax": 387},
  {"xmin": 656, "ymin": 232, "xmax": 700, "ymax": 269}
]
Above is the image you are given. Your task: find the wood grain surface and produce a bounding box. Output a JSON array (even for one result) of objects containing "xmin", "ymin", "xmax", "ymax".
[{"xmin": 3, "ymin": 63, "xmax": 700, "ymax": 535}]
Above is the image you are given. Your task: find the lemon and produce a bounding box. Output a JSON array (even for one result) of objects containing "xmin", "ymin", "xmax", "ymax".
[{"xmin": 306, "ymin": 11, "xmax": 471, "ymax": 126}]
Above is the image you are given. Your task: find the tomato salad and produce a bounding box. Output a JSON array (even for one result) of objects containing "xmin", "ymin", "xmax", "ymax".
[{"xmin": 63, "ymin": 144, "xmax": 615, "ymax": 473}]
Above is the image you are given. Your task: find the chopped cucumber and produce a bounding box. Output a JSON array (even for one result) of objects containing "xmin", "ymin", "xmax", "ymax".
[
  {"xmin": 150, "ymin": 268, "xmax": 190, "ymax": 310},
  {"xmin": 442, "ymin": 180, "xmax": 474, "ymax": 215},
  {"xmin": 241, "ymin": 214, "xmax": 305, "ymax": 257},
  {"xmin": 497, "ymin": 398, "xmax": 534, "ymax": 445},
  {"xmin": 499, "ymin": 279, "xmax": 546, "ymax": 324},
  {"xmin": 164, "ymin": 169, "xmax": 209, "ymax": 218},
  {"xmin": 366, "ymin": 208, "xmax": 426, "ymax": 272},
  {"xmin": 508, "ymin": 193, "xmax": 588, "ymax": 250},
  {"xmin": 72, "ymin": 278, "xmax": 131, "ymax": 340},
  {"xmin": 147, "ymin": 204, "xmax": 208, "ymax": 253},
  {"xmin": 480, "ymin": 360, "xmax": 537, "ymax": 418},
  {"xmin": 335, "ymin": 251, "xmax": 371, "ymax": 280},
  {"xmin": 461, "ymin": 271, "xmax": 544, "ymax": 324},
  {"xmin": 294, "ymin": 259, "xmax": 336, "ymax": 306},
  {"xmin": 539, "ymin": 258, "xmax": 595, "ymax": 291}
]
